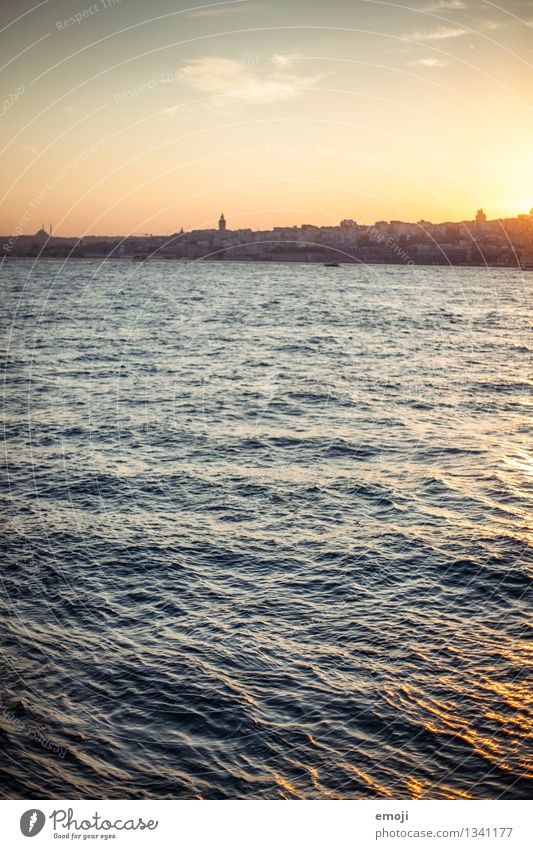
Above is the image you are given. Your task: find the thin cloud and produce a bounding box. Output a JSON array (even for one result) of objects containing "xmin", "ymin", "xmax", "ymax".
[
  {"xmin": 483, "ymin": 19, "xmax": 506, "ymax": 31},
  {"xmin": 421, "ymin": 0, "xmax": 467, "ymax": 10},
  {"xmin": 407, "ymin": 56, "xmax": 450, "ymax": 67},
  {"xmin": 271, "ymin": 54, "xmax": 300, "ymax": 69},
  {"xmin": 175, "ymin": 55, "xmax": 324, "ymax": 108},
  {"xmin": 405, "ymin": 26, "xmax": 467, "ymax": 41}
]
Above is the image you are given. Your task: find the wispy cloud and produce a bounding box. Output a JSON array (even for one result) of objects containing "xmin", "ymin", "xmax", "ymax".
[
  {"xmin": 482, "ymin": 19, "xmax": 506, "ymax": 31},
  {"xmin": 407, "ymin": 56, "xmax": 449, "ymax": 67},
  {"xmin": 421, "ymin": 0, "xmax": 467, "ymax": 10},
  {"xmin": 271, "ymin": 54, "xmax": 300, "ymax": 69},
  {"xmin": 405, "ymin": 26, "xmax": 467, "ymax": 41},
  {"xmin": 174, "ymin": 55, "xmax": 324, "ymax": 109}
]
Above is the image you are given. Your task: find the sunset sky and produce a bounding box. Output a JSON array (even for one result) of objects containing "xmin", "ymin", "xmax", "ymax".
[{"xmin": 1, "ymin": 0, "xmax": 532, "ymax": 236}]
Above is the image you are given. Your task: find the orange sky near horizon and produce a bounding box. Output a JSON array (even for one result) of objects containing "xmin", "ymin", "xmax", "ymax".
[{"xmin": 0, "ymin": 0, "xmax": 532, "ymax": 236}]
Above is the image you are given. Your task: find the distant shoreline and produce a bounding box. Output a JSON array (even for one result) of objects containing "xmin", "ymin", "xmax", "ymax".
[
  {"xmin": 3, "ymin": 210, "xmax": 532, "ymax": 269},
  {"xmin": 1, "ymin": 256, "xmax": 530, "ymax": 270}
]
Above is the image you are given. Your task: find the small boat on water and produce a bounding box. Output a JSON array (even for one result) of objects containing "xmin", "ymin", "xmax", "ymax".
[{"xmin": 324, "ymin": 261, "xmax": 340, "ymax": 267}]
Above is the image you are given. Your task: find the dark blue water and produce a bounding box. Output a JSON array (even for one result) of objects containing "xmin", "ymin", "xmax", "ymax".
[{"xmin": 1, "ymin": 259, "xmax": 531, "ymax": 799}]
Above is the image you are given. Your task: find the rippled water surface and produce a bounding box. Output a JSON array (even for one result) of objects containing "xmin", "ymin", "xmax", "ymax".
[{"xmin": 1, "ymin": 259, "xmax": 531, "ymax": 799}]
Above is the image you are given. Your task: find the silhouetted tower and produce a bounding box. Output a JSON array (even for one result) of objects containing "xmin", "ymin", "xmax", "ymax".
[
  {"xmin": 476, "ymin": 208, "xmax": 487, "ymax": 222},
  {"xmin": 218, "ymin": 212, "xmax": 226, "ymax": 232}
]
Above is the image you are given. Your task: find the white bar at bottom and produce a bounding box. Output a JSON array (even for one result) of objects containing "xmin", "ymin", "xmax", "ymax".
[{"xmin": 1, "ymin": 799, "xmax": 530, "ymax": 849}]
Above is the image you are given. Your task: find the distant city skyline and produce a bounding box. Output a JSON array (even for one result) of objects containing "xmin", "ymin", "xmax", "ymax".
[
  {"xmin": 5, "ymin": 205, "xmax": 533, "ymax": 240},
  {"xmin": 5, "ymin": 205, "xmax": 533, "ymax": 268},
  {"xmin": 1, "ymin": 0, "xmax": 532, "ymax": 236}
]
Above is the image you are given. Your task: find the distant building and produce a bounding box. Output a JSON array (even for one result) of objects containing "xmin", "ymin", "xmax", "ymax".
[
  {"xmin": 476, "ymin": 209, "xmax": 487, "ymax": 222},
  {"xmin": 34, "ymin": 227, "xmax": 49, "ymax": 241},
  {"xmin": 218, "ymin": 212, "xmax": 226, "ymax": 232}
]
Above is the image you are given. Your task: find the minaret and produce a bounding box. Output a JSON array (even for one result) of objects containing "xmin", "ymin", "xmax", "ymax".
[{"xmin": 218, "ymin": 212, "xmax": 226, "ymax": 232}]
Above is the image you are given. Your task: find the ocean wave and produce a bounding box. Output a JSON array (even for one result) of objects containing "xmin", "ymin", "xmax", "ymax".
[{"xmin": 0, "ymin": 261, "xmax": 530, "ymax": 800}]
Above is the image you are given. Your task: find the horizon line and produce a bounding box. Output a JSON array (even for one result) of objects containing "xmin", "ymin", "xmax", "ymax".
[{"xmin": 6, "ymin": 207, "xmax": 533, "ymax": 240}]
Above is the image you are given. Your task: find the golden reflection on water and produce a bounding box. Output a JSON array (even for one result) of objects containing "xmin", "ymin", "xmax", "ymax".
[
  {"xmin": 439, "ymin": 785, "xmax": 473, "ymax": 800},
  {"xmin": 346, "ymin": 764, "xmax": 392, "ymax": 797},
  {"xmin": 383, "ymin": 638, "xmax": 533, "ymax": 797},
  {"xmin": 405, "ymin": 774, "xmax": 472, "ymax": 801},
  {"xmin": 405, "ymin": 775, "xmax": 426, "ymax": 799},
  {"xmin": 305, "ymin": 764, "xmax": 340, "ymax": 798},
  {"xmin": 274, "ymin": 772, "xmax": 300, "ymax": 798}
]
